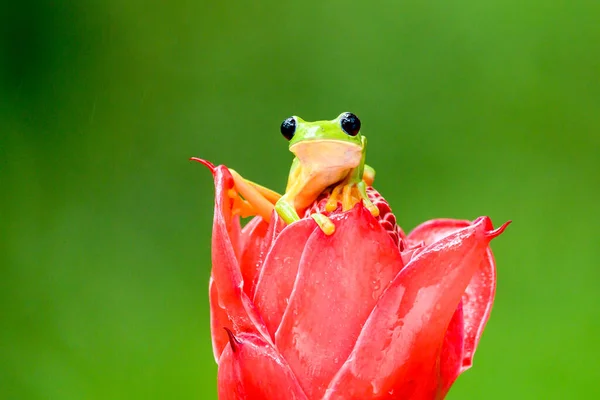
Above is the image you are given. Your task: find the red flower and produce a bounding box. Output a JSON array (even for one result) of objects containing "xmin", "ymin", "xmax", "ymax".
[{"xmin": 199, "ymin": 160, "xmax": 509, "ymax": 400}]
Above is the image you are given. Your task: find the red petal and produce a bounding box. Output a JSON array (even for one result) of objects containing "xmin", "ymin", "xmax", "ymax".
[
  {"xmin": 209, "ymin": 278, "xmax": 233, "ymax": 361},
  {"xmin": 210, "ymin": 166, "xmax": 271, "ymax": 348},
  {"xmin": 240, "ymin": 216, "xmax": 264, "ymax": 254},
  {"xmin": 323, "ymin": 217, "xmax": 506, "ymax": 399},
  {"xmin": 461, "ymin": 248, "xmax": 496, "ymax": 370},
  {"xmin": 217, "ymin": 332, "xmax": 308, "ymax": 400},
  {"xmin": 239, "ymin": 214, "xmax": 283, "ymax": 262},
  {"xmin": 407, "ymin": 218, "xmax": 499, "ymax": 379},
  {"xmin": 230, "ymin": 217, "xmax": 242, "ymax": 262},
  {"xmin": 253, "ymin": 219, "xmax": 317, "ymax": 337},
  {"xmin": 439, "ymin": 300, "xmax": 464, "ymax": 396},
  {"xmin": 239, "ymin": 217, "xmax": 271, "ymax": 298},
  {"xmin": 400, "ymin": 244, "xmax": 423, "ymax": 265},
  {"xmin": 190, "ymin": 156, "xmax": 216, "ymax": 173},
  {"xmin": 275, "ymin": 205, "xmax": 404, "ymax": 399},
  {"xmin": 405, "ymin": 218, "xmax": 471, "ymax": 249}
]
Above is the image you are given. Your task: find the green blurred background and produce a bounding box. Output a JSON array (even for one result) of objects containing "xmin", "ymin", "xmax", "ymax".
[{"xmin": 2, "ymin": 0, "xmax": 599, "ymax": 398}]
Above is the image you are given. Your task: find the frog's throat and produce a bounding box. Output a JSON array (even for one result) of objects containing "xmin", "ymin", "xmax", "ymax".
[{"xmin": 290, "ymin": 140, "xmax": 363, "ymax": 170}]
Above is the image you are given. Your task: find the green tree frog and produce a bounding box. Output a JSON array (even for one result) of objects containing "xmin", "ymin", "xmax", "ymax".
[{"xmin": 228, "ymin": 112, "xmax": 378, "ymax": 235}]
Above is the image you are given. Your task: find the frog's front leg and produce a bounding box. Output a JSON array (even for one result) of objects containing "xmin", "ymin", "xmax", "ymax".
[
  {"xmin": 275, "ymin": 194, "xmax": 336, "ymax": 236},
  {"xmin": 325, "ymin": 138, "xmax": 379, "ymax": 217},
  {"xmin": 274, "ymin": 195, "xmax": 301, "ymax": 224},
  {"xmin": 228, "ymin": 169, "xmax": 282, "ymax": 222},
  {"xmin": 275, "ymin": 195, "xmax": 335, "ymax": 236},
  {"xmin": 276, "ymin": 161, "xmax": 336, "ymax": 235},
  {"xmin": 363, "ymin": 164, "xmax": 375, "ymax": 186},
  {"xmin": 325, "ymin": 175, "xmax": 379, "ymax": 217}
]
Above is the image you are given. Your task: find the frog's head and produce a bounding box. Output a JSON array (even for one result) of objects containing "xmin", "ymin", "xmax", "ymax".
[{"xmin": 280, "ymin": 112, "xmax": 364, "ymax": 167}]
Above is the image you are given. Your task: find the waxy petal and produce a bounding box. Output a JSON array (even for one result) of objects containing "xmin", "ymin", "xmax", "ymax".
[
  {"xmin": 461, "ymin": 248, "xmax": 496, "ymax": 370},
  {"xmin": 240, "ymin": 217, "xmax": 263, "ymax": 255},
  {"xmin": 209, "ymin": 166, "xmax": 271, "ymax": 349},
  {"xmin": 323, "ymin": 217, "xmax": 508, "ymax": 399},
  {"xmin": 439, "ymin": 300, "xmax": 465, "ymax": 396},
  {"xmin": 253, "ymin": 219, "xmax": 317, "ymax": 337},
  {"xmin": 193, "ymin": 158, "xmax": 243, "ymax": 258},
  {"xmin": 239, "ymin": 216, "xmax": 278, "ymax": 298},
  {"xmin": 218, "ymin": 332, "xmax": 308, "ymax": 400},
  {"xmin": 408, "ymin": 218, "xmax": 498, "ymax": 375},
  {"xmin": 209, "ymin": 278, "xmax": 233, "ymax": 361},
  {"xmin": 400, "ymin": 245, "xmax": 423, "ymax": 265},
  {"xmin": 239, "ymin": 219, "xmax": 269, "ymax": 296},
  {"xmin": 406, "ymin": 218, "xmax": 471, "ymax": 248},
  {"xmin": 275, "ymin": 205, "xmax": 404, "ymax": 399}
]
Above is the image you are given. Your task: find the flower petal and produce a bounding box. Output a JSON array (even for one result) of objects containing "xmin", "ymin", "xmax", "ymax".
[
  {"xmin": 439, "ymin": 300, "xmax": 464, "ymax": 396},
  {"xmin": 323, "ymin": 217, "xmax": 508, "ymax": 399},
  {"xmin": 217, "ymin": 331, "xmax": 308, "ymax": 400},
  {"xmin": 253, "ymin": 218, "xmax": 317, "ymax": 337},
  {"xmin": 209, "ymin": 277, "xmax": 233, "ymax": 361},
  {"xmin": 239, "ymin": 215, "xmax": 279, "ymax": 298},
  {"xmin": 275, "ymin": 205, "xmax": 404, "ymax": 399},
  {"xmin": 405, "ymin": 218, "xmax": 471, "ymax": 248},
  {"xmin": 210, "ymin": 166, "xmax": 272, "ymax": 348},
  {"xmin": 407, "ymin": 218, "xmax": 498, "ymax": 376},
  {"xmin": 400, "ymin": 245, "xmax": 422, "ymax": 265},
  {"xmin": 240, "ymin": 216, "xmax": 264, "ymax": 253},
  {"xmin": 461, "ymin": 248, "xmax": 496, "ymax": 370},
  {"xmin": 240, "ymin": 218, "xmax": 269, "ymax": 296},
  {"xmin": 194, "ymin": 158, "xmax": 243, "ymax": 259}
]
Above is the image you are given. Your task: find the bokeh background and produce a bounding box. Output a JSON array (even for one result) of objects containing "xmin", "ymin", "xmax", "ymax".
[{"xmin": 2, "ymin": 0, "xmax": 599, "ymax": 398}]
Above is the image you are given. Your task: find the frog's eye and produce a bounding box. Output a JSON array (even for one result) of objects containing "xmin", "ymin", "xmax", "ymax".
[
  {"xmin": 340, "ymin": 113, "xmax": 361, "ymax": 136},
  {"xmin": 280, "ymin": 117, "xmax": 297, "ymax": 140}
]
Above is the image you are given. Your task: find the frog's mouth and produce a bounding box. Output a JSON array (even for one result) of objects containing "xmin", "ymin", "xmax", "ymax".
[{"xmin": 290, "ymin": 140, "xmax": 363, "ymax": 169}]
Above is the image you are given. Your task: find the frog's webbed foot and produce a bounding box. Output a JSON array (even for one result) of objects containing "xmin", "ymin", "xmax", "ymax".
[
  {"xmin": 325, "ymin": 179, "xmax": 380, "ymax": 218},
  {"xmin": 275, "ymin": 196, "xmax": 336, "ymax": 236},
  {"xmin": 227, "ymin": 188, "xmax": 257, "ymax": 218},
  {"xmin": 229, "ymin": 169, "xmax": 282, "ymax": 222}
]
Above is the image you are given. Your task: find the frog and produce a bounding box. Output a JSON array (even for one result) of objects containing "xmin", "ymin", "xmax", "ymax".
[{"xmin": 225, "ymin": 112, "xmax": 379, "ymax": 235}]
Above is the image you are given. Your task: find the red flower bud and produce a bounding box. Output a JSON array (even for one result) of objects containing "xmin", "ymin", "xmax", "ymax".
[{"xmin": 200, "ymin": 162, "xmax": 509, "ymax": 399}]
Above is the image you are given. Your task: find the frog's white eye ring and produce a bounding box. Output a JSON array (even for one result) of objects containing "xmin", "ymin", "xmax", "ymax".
[
  {"xmin": 340, "ymin": 112, "xmax": 361, "ymax": 136},
  {"xmin": 280, "ymin": 116, "xmax": 297, "ymax": 141}
]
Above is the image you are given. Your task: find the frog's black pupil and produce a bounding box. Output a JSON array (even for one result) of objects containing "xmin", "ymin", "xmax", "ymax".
[
  {"xmin": 340, "ymin": 113, "xmax": 361, "ymax": 136},
  {"xmin": 280, "ymin": 117, "xmax": 296, "ymax": 140}
]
